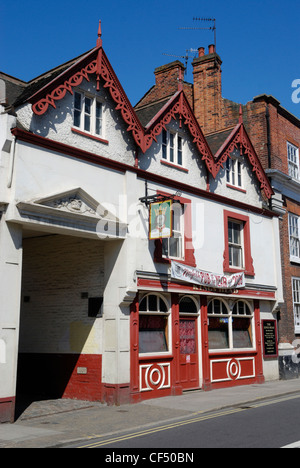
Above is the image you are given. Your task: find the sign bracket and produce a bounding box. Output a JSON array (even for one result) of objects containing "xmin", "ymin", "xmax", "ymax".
[{"xmin": 139, "ymin": 181, "xmax": 181, "ymax": 207}]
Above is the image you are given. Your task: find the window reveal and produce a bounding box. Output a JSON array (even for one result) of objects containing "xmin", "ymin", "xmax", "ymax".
[
  {"xmin": 162, "ymin": 129, "xmax": 184, "ymax": 166},
  {"xmin": 292, "ymin": 278, "xmax": 300, "ymax": 333},
  {"xmin": 289, "ymin": 213, "xmax": 300, "ymax": 262},
  {"xmin": 228, "ymin": 220, "xmax": 243, "ymax": 268},
  {"xmin": 73, "ymin": 91, "xmax": 103, "ymax": 136},
  {"xmin": 226, "ymin": 158, "xmax": 242, "ymax": 187},
  {"xmin": 287, "ymin": 142, "xmax": 299, "ymax": 180}
]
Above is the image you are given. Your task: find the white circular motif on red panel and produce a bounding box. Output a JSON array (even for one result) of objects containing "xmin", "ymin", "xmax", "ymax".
[{"xmin": 226, "ymin": 359, "xmax": 241, "ymax": 381}]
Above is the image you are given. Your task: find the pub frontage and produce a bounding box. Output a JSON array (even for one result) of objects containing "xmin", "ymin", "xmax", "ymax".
[
  {"xmin": 0, "ymin": 23, "xmax": 283, "ymax": 422},
  {"xmin": 130, "ymin": 259, "xmax": 279, "ymax": 402}
]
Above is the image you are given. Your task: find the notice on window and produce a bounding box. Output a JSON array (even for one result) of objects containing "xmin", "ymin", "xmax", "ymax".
[
  {"xmin": 171, "ymin": 261, "xmax": 245, "ymax": 289},
  {"xmin": 149, "ymin": 200, "xmax": 173, "ymax": 240}
]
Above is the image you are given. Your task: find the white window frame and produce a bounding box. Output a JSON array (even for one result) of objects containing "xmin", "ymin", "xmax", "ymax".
[
  {"xmin": 226, "ymin": 157, "xmax": 243, "ymax": 188},
  {"xmin": 289, "ymin": 213, "xmax": 300, "ymax": 263},
  {"xmin": 228, "ymin": 219, "xmax": 244, "ymax": 269},
  {"xmin": 292, "ymin": 278, "xmax": 300, "ymax": 334},
  {"xmin": 207, "ymin": 299, "xmax": 255, "ymax": 352},
  {"xmin": 287, "ymin": 142, "xmax": 299, "ymax": 180},
  {"xmin": 138, "ymin": 293, "xmax": 172, "ymax": 357},
  {"xmin": 162, "ymin": 129, "xmax": 184, "ymax": 167},
  {"xmin": 73, "ymin": 91, "xmax": 104, "ymax": 137},
  {"xmin": 162, "ymin": 202, "xmax": 185, "ymax": 261}
]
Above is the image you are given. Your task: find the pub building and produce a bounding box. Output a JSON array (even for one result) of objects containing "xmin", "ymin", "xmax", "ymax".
[{"xmin": 0, "ymin": 23, "xmax": 283, "ymax": 421}]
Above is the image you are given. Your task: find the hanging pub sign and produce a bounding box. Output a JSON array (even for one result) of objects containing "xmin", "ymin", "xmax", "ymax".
[
  {"xmin": 149, "ymin": 200, "xmax": 173, "ymax": 240},
  {"xmin": 171, "ymin": 261, "xmax": 245, "ymax": 290}
]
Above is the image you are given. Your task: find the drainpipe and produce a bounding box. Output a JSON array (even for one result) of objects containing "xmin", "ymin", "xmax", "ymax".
[{"xmin": 7, "ymin": 134, "xmax": 16, "ymax": 188}]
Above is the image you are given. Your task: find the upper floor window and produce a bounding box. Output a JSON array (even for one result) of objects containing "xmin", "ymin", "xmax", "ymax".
[
  {"xmin": 162, "ymin": 129, "xmax": 183, "ymax": 166},
  {"xmin": 73, "ymin": 91, "xmax": 103, "ymax": 137},
  {"xmin": 162, "ymin": 202, "xmax": 184, "ymax": 260},
  {"xmin": 292, "ymin": 278, "xmax": 300, "ymax": 334},
  {"xmin": 226, "ymin": 158, "xmax": 242, "ymax": 188},
  {"xmin": 287, "ymin": 142, "xmax": 299, "ymax": 180},
  {"xmin": 153, "ymin": 194, "xmax": 196, "ymax": 267},
  {"xmin": 289, "ymin": 213, "xmax": 300, "ymax": 263},
  {"xmin": 228, "ymin": 219, "xmax": 243, "ymax": 269},
  {"xmin": 223, "ymin": 210, "xmax": 254, "ymax": 276}
]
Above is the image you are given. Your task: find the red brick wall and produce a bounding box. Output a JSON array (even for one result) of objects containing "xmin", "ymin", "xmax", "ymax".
[
  {"xmin": 135, "ymin": 61, "xmax": 193, "ymax": 111},
  {"xmin": 280, "ymin": 199, "xmax": 300, "ymax": 343}
]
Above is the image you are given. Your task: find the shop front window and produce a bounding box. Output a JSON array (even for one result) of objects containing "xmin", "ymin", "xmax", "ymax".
[
  {"xmin": 208, "ymin": 299, "xmax": 254, "ymax": 351},
  {"xmin": 139, "ymin": 294, "xmax": 170, "ymax": 354},
  {"xmin": 232, "ymin": 301, "xmax": 253, "ymax": 348},
  {"xmin": 208, "ymin": 299, "xmax": 230, "ymax": 350}
]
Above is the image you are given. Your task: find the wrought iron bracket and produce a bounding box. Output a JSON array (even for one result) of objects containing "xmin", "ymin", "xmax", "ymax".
[{"xmin": 139, "ymin": 181, "xmax": 181, "ymax": 207}]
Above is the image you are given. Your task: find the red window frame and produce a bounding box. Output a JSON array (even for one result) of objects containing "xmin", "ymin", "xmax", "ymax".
[
  {"xmin": 154, "ymin": 192, "xmax": 196, "ymax": 267},
  {"xmin": 223, "ymin": 210, "xmax": 254, "ymax": 276}
]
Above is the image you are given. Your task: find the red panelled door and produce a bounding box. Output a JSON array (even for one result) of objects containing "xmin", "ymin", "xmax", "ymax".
[{"xmin": 179, "ymin": 318, "xmax": 199, "ymax": 390}]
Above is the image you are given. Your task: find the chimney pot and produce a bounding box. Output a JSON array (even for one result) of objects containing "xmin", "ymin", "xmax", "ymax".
[
  {"xmin": 198, "ymin": 47, "xmax": 205, "ymax": 57},
  {"xmin": 208, "ymin": 44, "xmax": 215, "ymax": 54}
]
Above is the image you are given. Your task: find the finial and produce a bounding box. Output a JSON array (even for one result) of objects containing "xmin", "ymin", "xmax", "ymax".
[{"xmin": 97, "ymin": 20, "xmax": 102, "ymax": 48}]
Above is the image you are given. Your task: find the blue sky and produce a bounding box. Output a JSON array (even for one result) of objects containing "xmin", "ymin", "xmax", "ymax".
[{"xmin": 1, "ymin": 0, "xmax": 300, "ymax": 117}]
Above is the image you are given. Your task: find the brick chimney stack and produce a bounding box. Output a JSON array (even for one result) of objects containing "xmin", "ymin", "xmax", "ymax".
[
  {"xmin": 135, "ymin": 60, "xmax": 193, "ymax": 111},
  {"xmin": 192, "ymin": 45, "xmax": 223, "ymax": 134}
]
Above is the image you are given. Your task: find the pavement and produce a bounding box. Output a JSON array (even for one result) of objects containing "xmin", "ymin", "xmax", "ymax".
[{"xmin": 0, "ymin": 378, "xmax": 300, "ymax": 448}]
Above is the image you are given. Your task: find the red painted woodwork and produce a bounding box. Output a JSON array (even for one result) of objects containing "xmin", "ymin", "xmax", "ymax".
[
  {"xmin": 26, "ymin": 26, "xmax": 273, "ymax": 196},
  {"xmin": 223, "ymin": 210, "xmax": 255, "ymax": 277},
  {"xmin": 214, "ymin": 123, "xmax": 273, "ymax": 199},
  {"xmin": 130, "ymin": 295, "xmax": 140, "ymax": 402},
  {"xmin": 200, "ymin": 296, "xmax": 211, "ymax": 391},
  {"xmin": 208, "ymin": 299, "xmax": 264, "ymax": 389},
  {"xmin": 0, "ymin": 397, "xmax": 15, "ymax": 423},
  {"xmin": 137, "ymin": 277, "xmax": 276, "ymax": 300},
  {"xmin": 179, "ymin": 317, "xmax": 199, "ymax": 390},
  {"xmin": 102, "ymin": 383, "xmax": 131, "ymax": 406}
]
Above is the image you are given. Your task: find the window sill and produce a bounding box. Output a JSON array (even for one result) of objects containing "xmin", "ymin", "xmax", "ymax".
[
  {"xmin": 224, "ymin": 266, "xmax": 255, "ymax": 277},
  {"xmin": 290, "ymin": 256, "xmax": 300, "ymax": 265},
  {"xmin": 161, "ymin": 159, "xmax": 188, "ymax": 173},
  {"xmin": 209, "ymin": 349, "xmax": 256, "ymax": 356},
  {"xmin": 156, "ymin": 255, "xmax": 196, "ymax": 268},
  {"xmin": 226, "ymin": 183, "xmax": 247, "ymax": 194},
  {"xmin": 71, "ymin": 127, "xmax": 109, "ymax": 145},
  {"xmin": 139, "ymin": 353, "xmax": 173, "ymax": 361}
]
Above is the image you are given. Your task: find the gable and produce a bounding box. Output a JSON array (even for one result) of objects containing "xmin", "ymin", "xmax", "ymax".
[
  {"xmin": 22, "ymin": 26, "xmax": 215, "ymax": 178},
  {"xmin": 209, "ymin": 123, "xmax": 274, "ymax": 199},
  {"xmin": 17, "ymin": 23, "xmax": 272, "ymax": 200}
]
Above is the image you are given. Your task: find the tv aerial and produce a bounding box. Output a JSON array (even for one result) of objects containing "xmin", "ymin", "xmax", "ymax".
[
  {"xmin": 162, "ymin": 48, "xmax": 198, "ymax": 75},
  {"xmin": 179, "ymin": 17, "xmax": 217, "ymax": 52}
]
